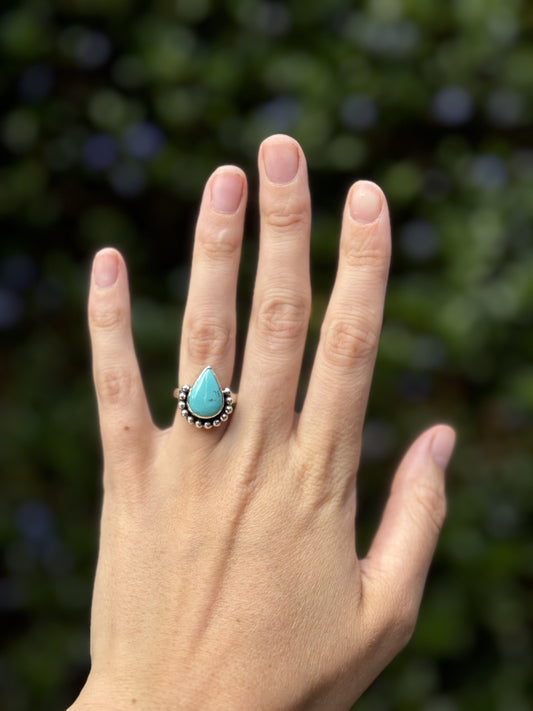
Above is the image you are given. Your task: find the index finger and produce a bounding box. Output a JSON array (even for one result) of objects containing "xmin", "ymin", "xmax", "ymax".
[{"xmin": 296, "ymin": 181, "xmax": 390, "ymax": 482}]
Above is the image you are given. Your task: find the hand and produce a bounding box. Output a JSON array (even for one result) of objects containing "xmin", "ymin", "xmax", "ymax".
[{"xmin": 70, "ymin": 135, "xmax": 455, "ymax": 711}]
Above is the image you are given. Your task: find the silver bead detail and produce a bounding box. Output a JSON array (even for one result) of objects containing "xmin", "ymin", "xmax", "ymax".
[
  {"xmin": 204, "ymin": 422, "xmax": 212, "ymax": 429},
  {"xmin": 224, "ymin": 405, "xmax": 233, "ymax": 414},
  {"xmin": 181, "ymin": 408, "xmax": 188, "ymax": 417},
  {"xmin": 220, "ymin": 413, "xmax": 228, "ymax": 421},
  {"xmin": 195, "ymin": 420, "xmax": 203, "ymax": 428},
  {"xmin": 182, "ymin": 385, "xmax": 190, "ymax": 392},
  {"xmin": 178, "ymin": 401, "xmax": 186, "ymax": 410},
  {"xmin": 213, "ymin": 419, "xmax": 221, "ymax": 427},
  {"xmin": 188, "ymin": 416, "xmax": 195, "ymax": 424},
  {"xmin": 178, "ymin": 392, "xmax": 186, "ymax": 401},
  {"xmin": 225, "ymin": 396, "xmax": 233, "ymax": 405}
]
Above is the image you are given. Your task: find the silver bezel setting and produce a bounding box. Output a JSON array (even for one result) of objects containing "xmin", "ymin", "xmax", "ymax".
[{"xmin": 173, "ymin": 383, "xmax": 235, "ymax": 429}]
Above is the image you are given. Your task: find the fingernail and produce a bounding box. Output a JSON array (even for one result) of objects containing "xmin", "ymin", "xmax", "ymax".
[
  {"xmin": 93, "ymin": 249, "xmax": 119, "ymax": 288},
  {"xmin": 430, "ymin": 426, "xmax": 456, "ymax": 470},
  {"xmin": 350, "ymin": 181, "xmax": 383, "ymax": 224},
  {"xmin": 211, "ymin": 170, "xmax": 244, "ymax": 214},
  {"xmin": 263, "ymin": 139, "xmax": 299, "ymax": 185}
]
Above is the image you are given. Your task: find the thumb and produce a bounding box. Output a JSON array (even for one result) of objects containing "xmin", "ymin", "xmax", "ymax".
[{"xmin": 361, "ymin": 425, "xmax": 456, "ymax": 617}]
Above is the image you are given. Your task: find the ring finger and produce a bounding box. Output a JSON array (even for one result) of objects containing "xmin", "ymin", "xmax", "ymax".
[{"xmin": 174, "ymin": 166, "xmax": 247, "ymax": 430}]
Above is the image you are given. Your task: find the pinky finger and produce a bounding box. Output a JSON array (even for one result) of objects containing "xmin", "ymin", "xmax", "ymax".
[{"xmin": 88, "ymin": 248, "xmax": 156, "ymax": 479}]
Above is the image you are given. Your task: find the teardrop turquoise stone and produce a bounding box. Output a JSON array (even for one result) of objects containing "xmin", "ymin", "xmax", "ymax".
[{"xmin": 187, "ymin": 367, "xmax": 224, "ymax": 419}]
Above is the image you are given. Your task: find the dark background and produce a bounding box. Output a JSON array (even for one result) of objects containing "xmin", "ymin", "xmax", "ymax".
[{"xmin": 1, "ymin": 1, "xmax": 532, "ymax": 709}]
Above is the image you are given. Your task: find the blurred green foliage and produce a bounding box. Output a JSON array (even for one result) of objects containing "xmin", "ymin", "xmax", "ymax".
[{"xmin": 1, "ymin": 0, "xmax": 532, "ymax": 709}]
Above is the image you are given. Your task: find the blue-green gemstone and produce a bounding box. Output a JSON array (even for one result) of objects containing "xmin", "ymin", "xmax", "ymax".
[{"xmin": 187, "ymin": 367, "xmax": 224, "ymax": 419}]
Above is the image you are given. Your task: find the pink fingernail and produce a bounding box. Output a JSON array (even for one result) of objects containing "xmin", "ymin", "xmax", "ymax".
[
  {"xmin": 211, "ymin": 170, "xmax": 244, "ymax": 214},
  {"xmin": 430, "ymin": 426, "xmax": 456, "ymax": 470},
  {"xmin": 349, "ymin": 181, "xmax": 383, "ymax": 224},
  {"xmin": 263, "ymin": 139, "xmax": 299, "ymax": 185},
  {"xmin": 93, "ymin": 249, "xmax": 119, "ymax": 288}
]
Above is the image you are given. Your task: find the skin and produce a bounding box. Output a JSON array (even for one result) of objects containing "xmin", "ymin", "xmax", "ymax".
[{"xmin": 69, "ymin": 135, "xmax": 456, "ymax": 711}]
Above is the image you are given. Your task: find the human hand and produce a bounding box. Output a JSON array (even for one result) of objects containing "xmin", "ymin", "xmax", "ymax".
[{"xmin": 70, "ymin": 134, "xmax": 455, "ymax": 711}]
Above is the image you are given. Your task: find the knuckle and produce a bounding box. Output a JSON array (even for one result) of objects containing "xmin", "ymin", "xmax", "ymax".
[
  {"xmin": 365, "ymin": 591, "xmax": 418, "ymax": 654},
  {"xmin": 198, "ymin": 226, "xmax": 241, "ymax": 260},
  {"xmin": 96, "ymin": 366, "xmax": 137, "ymax": 406},
  {"xmin": 90, "ymin": 302, "xmax": 125, "ymax": 331},
  {"xmin": 322, "ymin": 316, "xmax": 379, "ymax": 367},
  {"xmin": 411, "ymin": 478, "xmax": 447, "ymax": 534},
  {"xmin": 341, "ymin": 238, "xmax": 390, "ymax": 271},
  {"xmin": 263, "ymin": 199, "xmax": 308, "ymax": 235},
  {"xmin": 389, "ymin": 601, "xmax": 418, "ymax": 649},
  {"xmin": 256, "ymin": 293, "xmax": 310, "ymax": 344},
  {"xmin": 186, "ymin": 319, "xmax": 233, "ymax": 361}
]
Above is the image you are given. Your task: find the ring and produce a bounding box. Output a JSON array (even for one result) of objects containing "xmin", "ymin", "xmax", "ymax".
[{"xmin": 174, "ymin": 366, "xmax": 235, "ymax": 429}]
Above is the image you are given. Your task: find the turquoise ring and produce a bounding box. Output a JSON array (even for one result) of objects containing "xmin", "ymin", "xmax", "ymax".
[{"xmin": 174, "ymin": 366, "xmax": 235, "ymax": 429}]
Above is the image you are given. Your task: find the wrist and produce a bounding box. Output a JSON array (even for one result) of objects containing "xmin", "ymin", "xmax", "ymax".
[{"xmin": 67, "ymin": 676, "xmax": 251, "ymax": 711}]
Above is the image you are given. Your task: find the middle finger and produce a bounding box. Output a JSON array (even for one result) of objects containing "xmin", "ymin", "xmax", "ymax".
[{"xmin": 237, "ymin": 135, "xmax": 311, "ymax": 436}]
